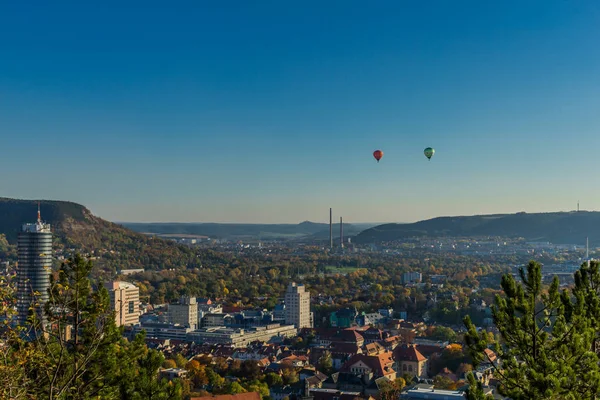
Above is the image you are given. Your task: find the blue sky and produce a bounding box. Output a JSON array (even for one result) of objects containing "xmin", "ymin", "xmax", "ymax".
[{"xmin": 1, "ymin": 1, "xmax": 600, "ymax": 223}]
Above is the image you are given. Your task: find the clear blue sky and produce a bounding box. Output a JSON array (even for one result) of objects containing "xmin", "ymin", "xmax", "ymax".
[{"xmin": 1, "ymin": 1, "xmax": 600, "ymax": 223}]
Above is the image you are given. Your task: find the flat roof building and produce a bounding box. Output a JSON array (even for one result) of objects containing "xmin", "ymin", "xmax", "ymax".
[
  {"xmin": 285, "ymin": 282, "xmax": 313, "ymax": 329},
  {"xmin": 187, "ymin": 323, "xmax": 297, "ymax": 347},
  {"xmin": 105, "ymin": 281, "xmax": 140, "ymax": 327},
  {"xmin": 168, "ymin": 296, "xmax": 198, "ymax": 330}
]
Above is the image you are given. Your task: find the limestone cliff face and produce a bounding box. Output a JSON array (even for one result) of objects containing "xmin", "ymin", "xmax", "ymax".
[{"xmin": 0, "ymin": 197, "xmax": 213, "ymax": 272}]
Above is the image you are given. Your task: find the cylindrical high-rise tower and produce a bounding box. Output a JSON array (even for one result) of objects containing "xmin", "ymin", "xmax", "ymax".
[{"xmin": 16, "ymin": 206, "xmax": 52, "ymax": 326}]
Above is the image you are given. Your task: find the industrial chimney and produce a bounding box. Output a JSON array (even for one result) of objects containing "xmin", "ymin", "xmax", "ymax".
[
  {"xmin": 329, "ymin": 208, "xmax": 333, "ymax": 250},
  {"xmin": 340, "ymin": 217, "xmax": 344, "ymax": 249}
]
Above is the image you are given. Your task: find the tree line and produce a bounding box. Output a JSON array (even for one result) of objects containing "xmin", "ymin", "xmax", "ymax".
[
  {"xmin": 0, "ymin": 255, "xmax": 183, "ymax": 400},
  {"xmin": 465, "ymin": 260, "xmax": 600, "ymax": 399}
]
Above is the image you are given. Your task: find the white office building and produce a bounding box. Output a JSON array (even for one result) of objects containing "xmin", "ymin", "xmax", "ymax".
[
  {"xmin": 168, "ymin": 296, "xmax": 198, "ymax": 330},
  {"xmin": 105, "ymin": 281, "xmax": 140, "ymax": 327},
  {"xmin": 285, "ymin": 282, "xmax": 313, "ymax": 329}
]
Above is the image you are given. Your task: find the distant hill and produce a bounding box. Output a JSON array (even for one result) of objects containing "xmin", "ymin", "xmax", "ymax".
[
  {"xmin": 121, "ymin": 221, "xmax": 376, "ymax": 240},
  {"xmin": 354, "ymin": 211, "xmax": 600, "ymax": 245},
  {"xmin": 0, "ymin": 198, "xmax": 226, "ymax": 271}
]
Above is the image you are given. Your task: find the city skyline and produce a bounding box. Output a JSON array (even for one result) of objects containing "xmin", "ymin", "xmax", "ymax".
[{"xmin": 2, "ymin": 1, "xmax": 600, "ymax": 223}]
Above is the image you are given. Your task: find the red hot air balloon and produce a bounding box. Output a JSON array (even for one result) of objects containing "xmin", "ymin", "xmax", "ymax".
[{"xmin": 373, "ymin": 150, "xmax": 383, "ymax": 163}]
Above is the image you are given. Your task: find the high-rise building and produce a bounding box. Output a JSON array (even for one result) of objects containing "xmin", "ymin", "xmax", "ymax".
[
  {"xmin": 105, "ymin": 281, "xmax": 140, "ymax": 327},
  {"xmin": 402, "ymin": 272, "xmax": 422, "ymax": 284},
  {"xmin": 168, "ymin": 296, "xmax": 198, "ymax": 329},
  {"xmin": 16, "ymin": 206, "xmax": 52, "ymax": 325},
  {"xmin": 285, "ymin": 282, "xmax": 313, "ymax": 329}
]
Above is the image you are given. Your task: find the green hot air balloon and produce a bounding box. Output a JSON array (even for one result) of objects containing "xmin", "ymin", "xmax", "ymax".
[{"xmin": 424, "ymin": 147, "xmax": 435, "ymax": 160}]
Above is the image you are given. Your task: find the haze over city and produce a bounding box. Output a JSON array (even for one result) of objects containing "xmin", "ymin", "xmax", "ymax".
[{"xmin": 2, "ymin": 1, "xmax": 600, "ymax": 223}]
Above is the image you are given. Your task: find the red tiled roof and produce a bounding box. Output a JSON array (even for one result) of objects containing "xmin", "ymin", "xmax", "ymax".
[
  {"xmin": 341, "ymin": 352, "xmax": 395, "ymax": 377},
  {"xmin": 394, "ymin": 344, "xmax": 427, "ymax": 362},
  {"xmin": 257, "ymin": 358, "xmax": 271, "ymax": 367},
  {"xmin": 281, "ymin": 354, "xmax": 309, "ymax": 362},
  {"xmin": 483, "ymin": 348, "xmax": 497, "ymax": 362},
  {"xmin": 383, "ymin": 335, "xmax": 400, "ymax": 343},
  {"xmin": 415, "ymin": 344, "xmax": 444, "ymax": 358},
  {"xmin": 344, "ymin": 329, "xmax": 365, "ymax": 342},
  {"xmin": 330, "ymin": 342, "xmax": 361, "ymax": 355}
]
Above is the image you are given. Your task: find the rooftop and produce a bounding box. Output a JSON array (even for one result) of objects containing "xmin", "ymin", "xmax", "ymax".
[
  {"xmin": 105, "ymin": 281, "xmax": 138, "ymax": 290},
  {"xmin": 395, "ymin": 344, "xmax": 427, "ymax": 362},
  {"xmin": 22, "ymin": 221, "xmax": 51, "ymax": 233},
  {"xmin": 401, "ymin": 388, "xmax": 465, "ymax": 399},
  {"xmin": 190, "ymin": 393, "xmax": 261, "ymax": 400}
]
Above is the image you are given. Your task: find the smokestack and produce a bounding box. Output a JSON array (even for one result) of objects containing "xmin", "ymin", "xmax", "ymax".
[
  {"xmin": 329, "ymin": 208, "xmax": 333, "ymax": 250},
  {"xmin": 340, "ymin": 217, "xmax": 344, "ymax": 249},
  {"xmin": 587, "ymin": 237, "xmax": 590, "ymax": 267}
]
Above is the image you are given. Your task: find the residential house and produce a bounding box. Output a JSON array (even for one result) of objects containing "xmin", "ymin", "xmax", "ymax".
[
  {"xmin": 357, "ymin": 313, "xmax": 387, "ymax": 328},
  {"xmin": 341, "ymin": 351, "xmax": 396, "ymax": 382},
  {"xmin": 365, "ymin": 342, "xmax": 386, "ymax": 356},
  {"xmin": 321, "ymin": 373, "xmax": 339, "ymax": 390},
  {"xmin": 335, "ymin": 372, "xmax": 369, "ymax": 393},
  {"xmin": 380, "ymin": 335, "xmax": 402, "ymax": 351},
  {"xmin": 281, "ymin": 355, "xmax": 310, "ymax": 368},
  {"xmin": 394, "ymin": 344, "xmax": 428, "ymax": 379},
  {"xmin": 305, "ymin": 372, "xmax": 329, "ymax": 389},
  {"xmin": 159, "ymin": 368, "xmax": 188, "ymax": 381},
  {"xmin": 359, "ymin": 327, "xmax": 385, "ymax": 344}
]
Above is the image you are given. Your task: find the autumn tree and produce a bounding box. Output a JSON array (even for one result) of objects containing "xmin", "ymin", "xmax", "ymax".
[
  {"xmin": 239, "ymin": 360, "xmax": 262, "ymax": 380},
  {"xmin": 265, "ymin": 372, "xmax": 284, "ymax": 387},
  {"xmin": 317, "ymin": 351, "xmax": 334, "ymax": 374},
  {"xmin": 228, "ymin": 381, "xmax": 247, "ymax": 394},
  {"xmin": 433, "ymin": 375, "xmax": 455, "ymax": 390},
  {"xmin": 282, "ymin": 366, "xmax": 299, "ymax": 385},
  {"xmin": 428, "ymin": 325, "xmax": 458, "ymax": 343},
  {"xmin": 379, "ymin": 377, "xmax": 406, "ymax": 400},
  {"xmin": 0, "ymin": 275, "xmax": 36, "ymax": 399},
  {"xmin": 174, "ymin": 353, "xmax": 188, "ymax": 368},
  {"xmin": 186, "ymin": 360, "xmax": 209, "ymax": 388}
]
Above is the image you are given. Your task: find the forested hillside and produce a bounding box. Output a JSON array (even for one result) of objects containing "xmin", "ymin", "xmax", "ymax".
[
  {"xmin": 355, "ymin": 211, "xmax": 600, "ymax": 245},
  {"xmin": 0, "ymin": 198, "xmax": 229, "ymax": 272}
]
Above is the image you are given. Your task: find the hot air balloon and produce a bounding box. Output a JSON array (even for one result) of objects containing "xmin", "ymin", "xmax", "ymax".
[
  {"xmin": 424, "ymin": 147, "xmax": 435, "ymax": 160},
  {"xmin": 373, "ymin": 150, "xmax": 383, "ymax": 163}
]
